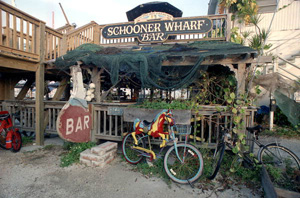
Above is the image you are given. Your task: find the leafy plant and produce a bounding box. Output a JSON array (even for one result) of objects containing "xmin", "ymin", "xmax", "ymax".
[
  {"xmin": 22, "ymin": 136, "xmax": 34, "ymax": 145},
  {"xmin": 60, "ymin": 142, "xmax": 97, "ymax": 167}
]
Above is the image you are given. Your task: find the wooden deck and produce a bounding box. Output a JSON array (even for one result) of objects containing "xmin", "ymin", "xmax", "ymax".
[{"xmin": 0, "ymin": 1, "xmax": 265, "ymax": 146}]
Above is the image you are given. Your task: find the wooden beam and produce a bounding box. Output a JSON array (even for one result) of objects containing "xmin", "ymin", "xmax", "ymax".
[
  {"xmin": 35, "ymin": 22, "xmax": 46, "ymax": 146},
  {"xmin": 162, "ymin": 55, "xmax": 255, "ymax": 66},
  {"xmin": 16, "ymin": 78, "xmax": 34, "ymax": 100},
  {"xmin": 161, "ymin": 55, "xmax": 272, "ymax": 66},
  {"xmin": 0, "ymin": 54, "xmax": 38, "ymax": 71}
]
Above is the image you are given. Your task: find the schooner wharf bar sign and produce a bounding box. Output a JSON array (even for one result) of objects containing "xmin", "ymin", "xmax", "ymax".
[{"xmin": 102, "ymin": 17, "xmax": 212, "ymax": 43}]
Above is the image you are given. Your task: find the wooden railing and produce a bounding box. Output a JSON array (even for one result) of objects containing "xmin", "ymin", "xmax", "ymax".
[
  {"xmin": 45, "ymin": 27, "xmax": 63, "ymax": 60},
  {"xmin": 65, "ymin": 21, "xmax": 99, "ymax": 51},
  {"xmin": 2, "ymin": 100, "xmax": 65, "ymax": 134},
  {"xmin": 0, "ymin": 1, "xmax": 42, "ymax": 62},
  {"xmin": 0, "ymin": 1, "xmax": 230, "ymax": 65},
  {"xmin": 1, "ymin": 100, "xmax": 256, "ymax": 148},
  {"xmin": 0, "ymin": 1, "xmax": 64, "ymax": 63},
  {"xmin": 56, "ymin": 24, "xmax": 75, "ymax": 34}
]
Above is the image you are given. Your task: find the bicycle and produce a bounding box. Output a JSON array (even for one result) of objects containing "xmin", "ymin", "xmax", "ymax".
[
  {"xmin": 0, "ymin": 111, "xmax": 22, "ymax": 152},
  {"xmin": 122, "ymin": 109, "xmax": 204, "ymax": 184},
  {"xmin": 208, "ymin": 113, "xmax": 300, "ymax": 180}
]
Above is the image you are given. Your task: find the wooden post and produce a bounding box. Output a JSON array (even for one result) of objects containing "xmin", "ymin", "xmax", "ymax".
[
  {"xmin": 35, "ymin": 22, "xmax": 46, "ymax": 146},
  {"xmin": 226, "ymin": 13, "xmax": 232, "ymax": 42},
  {"xmin": 236, "ymin": 63, "xmax": 246, "ymax": 96},
  {"xmin": 60, "ymin": 34, "xmax": 67, "ymax": 55},
  {"xmin": 92, "ymin": 67, "xmax": 104, "ymax": 102},
  {"xmin": 93, "ymin": 23, "xmax": 100, "ymax": 44},
  {"xmin": 90, "ymin": 103, "xmax": 96, "ymax": 142}
]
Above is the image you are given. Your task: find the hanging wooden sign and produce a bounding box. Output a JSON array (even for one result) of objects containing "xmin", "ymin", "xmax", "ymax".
[
  {"xmin": 56, "ymin": 65, "xmax": 92, "ymax": 142},
  {"xmin": 102, "ymin": 16, "xmax": 212, "ymax": 43}
]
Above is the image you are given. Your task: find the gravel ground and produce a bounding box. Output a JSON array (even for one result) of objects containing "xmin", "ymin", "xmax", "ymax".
[{"xmin": 0, "ymin": 137, "xmax": 263, "ymax": 198}]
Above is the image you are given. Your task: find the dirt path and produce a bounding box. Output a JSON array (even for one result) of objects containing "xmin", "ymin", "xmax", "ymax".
[{"xmin": 0, "ymin": 144, "xmax": 260, "ymax": 198}]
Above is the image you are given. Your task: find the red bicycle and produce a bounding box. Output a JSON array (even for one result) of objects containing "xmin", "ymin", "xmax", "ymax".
[{"xmin": 0, "ymin": 111, "xmax": 22, "ymax": 152}]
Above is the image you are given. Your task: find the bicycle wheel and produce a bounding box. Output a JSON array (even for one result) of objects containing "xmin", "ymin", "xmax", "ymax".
[
  {"xmin": 164, "ymin": 143, "xmax": 203, "ymax": 184},
  {"xmin": 258, "ymin": 144, "xmax": 300, "ymax": 188},
  {"xmin": 207, "ymin": 143, "xmax": 225, "ymax": 180},
  {"xmin": 11, "ymin": 130, "xmax": 22, "ymax": 152},
  {"xmin": 122, "ymin": 133, "xmax": 145, "ymax": 164}
]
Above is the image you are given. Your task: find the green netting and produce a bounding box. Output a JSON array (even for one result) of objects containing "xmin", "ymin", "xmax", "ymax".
[
  {"xmin": 55, "ymin": 41, "xmax": 256, "ymax": 90},
  {"xmin": 274, "ymin": 90, "xmax": 300, "ymax": 126}
]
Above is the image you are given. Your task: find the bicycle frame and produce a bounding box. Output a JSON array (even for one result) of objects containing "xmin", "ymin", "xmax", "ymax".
[
  {"xmin": 221, "ymin": 128, "xmax": 284, "ymax": 167},
  {"xmin": 132, "ymin": 125, "xmax": 190, "ymax": 163}
]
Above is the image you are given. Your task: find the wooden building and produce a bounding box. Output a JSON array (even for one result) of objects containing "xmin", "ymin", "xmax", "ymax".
[{"xmin": 0, "ymin": 1, "xmax": 272, "ymax": 146}]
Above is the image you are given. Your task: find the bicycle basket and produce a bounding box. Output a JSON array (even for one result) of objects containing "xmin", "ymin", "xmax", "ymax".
[{"xmin": 172, "ymin": 125, "xmax": 191, "ymax": 135}]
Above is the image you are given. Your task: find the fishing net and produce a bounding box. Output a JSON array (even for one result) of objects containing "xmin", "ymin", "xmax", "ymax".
[{"xmin": 55, "ymin": 41, "xmax": 256, "ymax": 90}]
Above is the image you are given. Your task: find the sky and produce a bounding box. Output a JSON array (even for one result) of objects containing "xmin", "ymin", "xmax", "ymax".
[{"xmin": 3, "ymin": 0, "xmax": 210, "ymax": 29}]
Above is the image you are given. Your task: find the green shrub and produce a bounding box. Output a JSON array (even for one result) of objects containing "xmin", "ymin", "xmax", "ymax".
[
  {"xmin": 133, "ymin": 99, "xmax": 193, "ymax": 110},
  {"xmin": 60, "ymin": 142, "xmax": 97, "ymax": 167},
  {"xmin": 22, "ymin": 136, "xmax": 33, "ymax": 145}
]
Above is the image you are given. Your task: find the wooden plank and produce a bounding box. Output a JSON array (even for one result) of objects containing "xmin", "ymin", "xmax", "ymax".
[
  {"xmin": 0, "ymin": 55, "xmax": 38, "ymax": 71},
  {"xmin": 57, "ymin": 36, "xmax": 61, "ymax": 56},
  {"xmin": 5, "ymin": 12, "xmax": 10, "ymax": 47},
  {"xmin": 121, "ymin": 116, "xmax": 124, "ymax": 137},
  {"xmin": 274, "ymin": 187, "xmax": 300, "ymax": 198},
  {"xmin": 54, "ymin": 37, "xmax": 57, "ymax": 59},
  {"xmin": 26, "ymin": 21, "xmax": 29, "ymax": 52},
  {"xmin": 201, "ymin": 117, "xmax": 204, "ymax": 142},
  {"xmin": 0, "ymin": 9, "xmax": 2, "ymax": 45},
  {"xmin": 237, "ymin": 63, "xmax": 246, "ymax": 96},
  {"xmin": 13, "ymin": 15, "xmax": 17, "ymax": 49},
  {"xmin": 49, "ymin": 34, "xmax": 53, "ymax": 59},
  {"xmin": 31, "ymin": 23, "xmax": 35, "ymax": 53},
  {"xmin": 35, "ymin": 22, "xmax": 45, "ymax": 146},
  {"xmin": 115, "ymin": 116, "xmax": 118, "ymax": 136},
  {"xmin": 0, "ymin": 45, "xmax": 39, "ymax": 59},
  {"xmin": 209, "ymin": 115, "xmax": 212, "ymax": 143},
  {"xmin": 20, "ymin": 18, "xmax": 24, "ymax": 51},
  {"xmin": 98, "ymin": 110, "xmax": 101, "ymax": 135},
  {"xmin": 16, "ymin": 78, "xmax": 34, "ymax": 100},
  {"xmin": 104, "ymin": 111, "xmax": 107, "ymax": 135},
  {"xmin": 109, "ymin": 115, "xmax": 112, "ymax": 136},
  {"xmin": 45, "ymin": 32, "xmax": 48, "ymax": 59},
  {"xmin": 123, "ymin": 108, "xmax": 191, "ymax": 125}
]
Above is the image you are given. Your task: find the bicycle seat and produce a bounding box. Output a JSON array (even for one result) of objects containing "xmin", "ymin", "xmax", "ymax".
[
  {"xmin": 0, "ymin": 114, "xmax": 9, "ymax": 120},
  {"xmin": 246, "ymin": 125, "xmax": 263, "ymax": 134}
]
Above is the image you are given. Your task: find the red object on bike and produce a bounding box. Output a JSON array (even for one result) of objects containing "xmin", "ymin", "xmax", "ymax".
[
  {"xmin": 0, "ymin": 111, "xmax": 22, "ymax": 152},
  {"xmin": 6, "ymin": 130, "xmax": 12, "ymax": 149}
]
